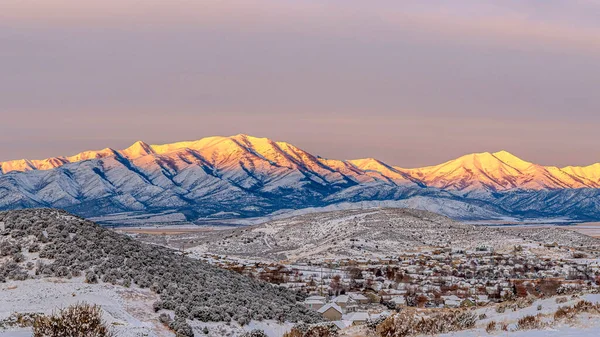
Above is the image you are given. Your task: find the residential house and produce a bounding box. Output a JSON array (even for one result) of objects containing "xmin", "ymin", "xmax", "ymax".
[{"xmin": 318, "ymin": 303, "xmax": 344, "ymax": 321}]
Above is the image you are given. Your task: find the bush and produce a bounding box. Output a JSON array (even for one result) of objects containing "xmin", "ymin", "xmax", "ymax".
[
  {"xmin": 242, "ymin": 330, "xmax": 268, "ymax": 337},
  {"xmin": 168, "ymin": 316, "xmax": 194, "ymax": 337},
  {"xmin": 32, "ymin": 302, "xmax": 114, "ymax": 337},
  {"xmin": 516, "ymin": 315, "xmax": 543, "ymax": 330},
  {"xmin": 85, "ymin": 270, "xmax": 98, "ymax": 284},
  {"xmin": 284, "ymin": 323, "xmax": 339, "ymax": 337},
  {"xmin": 158, "ymin": 313, "xmax": 172, "ymax": 326},
  {"xmin": 485, "ymin": 321, "xmax": 497, "ymax": 333}
]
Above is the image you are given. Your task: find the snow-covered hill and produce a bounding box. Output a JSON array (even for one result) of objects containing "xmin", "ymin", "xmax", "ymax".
[
  {"xmin": 2, "ymin": 134, "xmax": 600, "ymax": 223},
  {"xmin": 178, "ymin": 208, "xmax": 599, "ymax": 261}
]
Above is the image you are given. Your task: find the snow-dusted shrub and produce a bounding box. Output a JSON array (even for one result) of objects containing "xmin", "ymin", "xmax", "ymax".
[
  {"xmin": 241, "ymin": 329, "xmax": 268, "ymax": 337},
  {"xmin": 555, "ymin": 297, "xmax": 568, "ymax": 304},
  {"xmin": 168, "ymin": 316, "xmax": 194, "ymax": 337},
  {"xmin": 12, "ymin": 252, "xmax": 25, "ymax": 263},
  {"xmin": 85, "ymin": 270, "xmax": 98, "ymax": 284},
  {"xmin": 0, "ymin": 241, "xmax": 21, "ymax": 257},
  {"xmin": 283, "ymin": 322, "xmax": 339, "ymax": 337},
  {"xmin": 32, "ymin": 302, "xmax": 115, "ymax": 337},
  {"xmin": 158, "ymin": 313, "xmax": 172, "ymax": 326}
]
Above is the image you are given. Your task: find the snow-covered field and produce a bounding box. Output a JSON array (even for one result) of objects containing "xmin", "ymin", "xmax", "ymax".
[{"xmin": 0, "ymin": 277, "xmax": 171, "ymax": 337}]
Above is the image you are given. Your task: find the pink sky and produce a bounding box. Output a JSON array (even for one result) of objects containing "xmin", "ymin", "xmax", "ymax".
[{"xmin": 1, "ymin": 0, "xmax": 600, "ymax": 167}]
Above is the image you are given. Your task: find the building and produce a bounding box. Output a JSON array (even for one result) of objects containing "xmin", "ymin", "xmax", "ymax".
[{"xmin": 318, "ymin": 303, "xmax": 344, "ymax": 321}]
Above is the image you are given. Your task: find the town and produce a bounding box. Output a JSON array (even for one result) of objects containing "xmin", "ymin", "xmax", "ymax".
[{"xmin": 192, "ymin": 244, "xmax": 600, "ymax": 328}]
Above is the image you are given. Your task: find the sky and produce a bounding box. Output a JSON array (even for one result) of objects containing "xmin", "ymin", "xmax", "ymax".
[{"xmin": 1, "ymin": 0, "xmax": 600, "ymax": 168}]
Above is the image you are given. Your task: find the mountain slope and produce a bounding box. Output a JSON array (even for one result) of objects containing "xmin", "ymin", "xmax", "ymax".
[{"xmin": 2, "ymin": 134, "xmax": 600, "ymax": 223}]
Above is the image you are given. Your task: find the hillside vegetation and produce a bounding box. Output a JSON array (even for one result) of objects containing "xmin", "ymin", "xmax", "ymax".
[{"xmin": 0, "ymin": 209, "xmax": 321, "ymax": 331}]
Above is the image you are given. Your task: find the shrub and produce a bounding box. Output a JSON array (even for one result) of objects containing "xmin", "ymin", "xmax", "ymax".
[
  {"xmin": 168, "ymin": 316, "xmax": 194, "ymax": 337},
  {"xmin": 12, "ymin": 252, "xmax": 25, "ymax": 263},
  {"xmin": 516, "ymin": 314, "xmax": 543, "ymax": 330},
  {"xmin": 85, "ymin": 270, "xmax": 98, "ymax": 284},
  {"xmin": 284, "ymin": 323, "xmax": 339, "ymax": 337},
  {"xmin": 32, "ymin": 302, "xmax": 114, "ymax": 337},
  {"xmin": 242, "ymin": 330, "xmax": 268, "ymax": 337},
  {"xmin": 485, "ymin": 321, "xmax": 497, "ymax": 333},
  {"xmin": 555, "ymin": 297, "xmax": 567, "ymax": 304},
  {"xmin": 158, "ymin": 313, "xmax": 172, "ymax": 326}
]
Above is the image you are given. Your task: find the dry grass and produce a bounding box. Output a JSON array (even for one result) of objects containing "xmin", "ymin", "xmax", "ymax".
[
  {"xmin": 554, "ymin": 300, "xmax": 600, "ymax": 322},
  {"xmin": 375, "ymin": 309, "xmax": 476, "ymax": 337},
  {"xmin": 485, "ymin": 321, "xmax": 497, "ymax": 333},
  {"xmin": 516, "ymin": 314, "xmax": 544, "ymax": 330},
  {"xmin": 32, "ymin": 302, "xmax": 115, "ymax": 337}
]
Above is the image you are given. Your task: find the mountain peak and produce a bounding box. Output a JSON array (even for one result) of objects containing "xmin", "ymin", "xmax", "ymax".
[
  {"xmin": 492, "ymin": 150, "xmax": 533, "ymax": 170},
  {"xmin": 120, "ymin": 141, "xmax": 155, "ymax": 159}
]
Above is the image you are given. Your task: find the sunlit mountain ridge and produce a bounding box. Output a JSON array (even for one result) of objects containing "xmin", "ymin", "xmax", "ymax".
[
  {"xmin": 2, "ymin": 134, "xmax": 600, "ymax": 223},
  {"xmin": 2, "ymin": 134, "xmax": 599, "ymax": 191}
]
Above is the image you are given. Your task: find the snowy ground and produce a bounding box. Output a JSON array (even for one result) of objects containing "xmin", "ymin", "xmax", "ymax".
[
  {"xmin": 0, "ymin": 277, "xmax": 298, "ymax": 337},
  {"xmin": 0, "ymin": 277, "xmax": 172, "ymax": 337}
]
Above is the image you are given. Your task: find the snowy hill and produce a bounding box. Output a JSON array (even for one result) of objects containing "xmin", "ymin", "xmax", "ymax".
[
  {"xmin": 2, "ymin": 134, "xmax": 600, "ymax": 223},
  {"xmin": 0, "ymin": 208, "xmax": 321, "ymax": 336},
  {"xmin": 178, "ymin": 208, "xmax": 599, "ymax": 261}
]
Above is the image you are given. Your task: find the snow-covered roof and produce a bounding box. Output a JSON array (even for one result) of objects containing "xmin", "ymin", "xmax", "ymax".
[
  {"xmin": 349, "ymin": 293, "xmax": 369, "ymax": 300},
  {"xmin": 306, "ymin": 295, "xmax": 326, "ymax": 301},
  {"xmin": 332, "ymin": 320, "xmax": 353, "ymax": 329},
  {"xmin": 342, "ymin": 311, "xmax": 370, "ymax": 322},
  {"xmin": 317, "ymin": 303, "xmax": 343, "ymax": 314},
  {"xmin": 332, "ymin": 295, "xmax": 351, "ymax": 303}
]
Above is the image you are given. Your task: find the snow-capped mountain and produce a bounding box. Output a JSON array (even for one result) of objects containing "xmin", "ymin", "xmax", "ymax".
[{"xmin": 1, "ymin": 134, "xmax": 600, "ymax": 223}]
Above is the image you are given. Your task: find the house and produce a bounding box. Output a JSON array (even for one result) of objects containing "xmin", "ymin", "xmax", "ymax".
[
  {"xmin": 389, "ymin": 296, "xmax": 406, "ymax": 306},
  {"xmin": 442, "ymin": 295, "xmax": 462, "ymax": 308},
  {"xmin": 475, "ymin": 295, "xmax": 490, "ymax": 305},
  {"xmin": 331, "ymin": 295, "xmax": 353, "ymax": 309},
  {"xmin": 342, "ymin": 311, "xmax": 370, "ymax": 325},
  {"xmin": 331, "ymin": 320, "xmax": 353, "ymax": 330},
  {"xmin": 349, "ymin": 293, "xmax": 370, "ymax": 304},
  {"xmin": 303, "ymin": 299, "xmax": 325, "ymax": 311},
  {"xmin": 305, "ymin": 295, "xmax": 326, "ymax": 302},
  {"xmin": 318, "ymin": 303, "xmax": 344, "ymax": 321}
]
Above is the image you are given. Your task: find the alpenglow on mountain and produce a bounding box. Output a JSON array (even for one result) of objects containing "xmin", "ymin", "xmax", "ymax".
[{"xmin": 2, "ymin": 134, "xmax": 600, "ymax": 224}]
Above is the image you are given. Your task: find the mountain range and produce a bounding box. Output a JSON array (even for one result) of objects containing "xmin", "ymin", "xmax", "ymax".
[{"xmin": 2, "ymin": 134, "xmax": 600, "ymax": 224}]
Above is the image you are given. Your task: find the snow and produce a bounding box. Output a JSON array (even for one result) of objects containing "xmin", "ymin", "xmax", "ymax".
[
  {"xmin": 3, "ymin": 134, "xmax": 600, "ymax": 224},
  {"xmin": 0, "ymin": 277, "xmax": 170, "ymax": 337}
]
